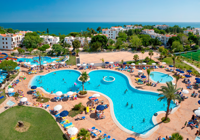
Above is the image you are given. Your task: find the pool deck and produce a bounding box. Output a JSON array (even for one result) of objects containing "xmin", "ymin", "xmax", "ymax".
[{"xmin": 0, "ymin": 54, "xmax": 198, "ymax": 140}]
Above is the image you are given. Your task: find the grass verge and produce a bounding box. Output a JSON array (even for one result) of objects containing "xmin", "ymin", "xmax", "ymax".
[{"xmin": 0, "ymin": 106, "xmax": 66, "ymax": 140}]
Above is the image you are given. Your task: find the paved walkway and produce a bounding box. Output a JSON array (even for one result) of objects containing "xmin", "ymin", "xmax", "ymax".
[{"xmin": 183, "ymin": 60, "xmax": 200, "ymax": 73}]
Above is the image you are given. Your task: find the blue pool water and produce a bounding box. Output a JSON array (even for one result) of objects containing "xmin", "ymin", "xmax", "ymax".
[
  {"xmin": 0, "ymin": 69, "xmax": 7, "ymax": 83},
  {"xmin": 150, "ymin": 71, "xmax": 173, "ymax": 83},
  {"xmin": 17, "ymin": 57, "xmax": 59, "ymax": 65},
  {"xmin": 30, "ymin": 70, "xmax": 176, "ymax": 134}
]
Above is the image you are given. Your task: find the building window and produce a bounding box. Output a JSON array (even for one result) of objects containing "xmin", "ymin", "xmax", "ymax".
[
  {"xmin": 6, "ymin": 38, "xmax": 7, "ymax": 40},
  {"xmin": 2, "ymin": 38, "xmax": 4, "ymax": 40},
  {"xmin": 2, "ymin": 42, "xmax": 4, "ymax": 44},
  {"xmin": 6, "ymin": 46, "xmax": 8, "ymax": 48},
  {"xmin": 6, "ymin": 42, "xmax": 8, "ymax": 44},
  {"xmin": 3, "ymin": 46, "xmax": 4, "ymax": 48}
]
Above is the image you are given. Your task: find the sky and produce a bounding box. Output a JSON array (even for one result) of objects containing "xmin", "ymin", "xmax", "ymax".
[{"xmin": 1, "ymin": 0, "xmax": 200, "ymax": 22}]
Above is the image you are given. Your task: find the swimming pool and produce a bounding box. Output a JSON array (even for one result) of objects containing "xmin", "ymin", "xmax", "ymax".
[
  {"xmin": 150, "ymin": 71, "xmax": 173, "ymax": 83},
  {"xmin": 30, "ymin": 70, "xmax": 176, "ymax": 135},
  {"xmin": 0, "ymin": 69, "xmax": 7, "ymax": 83},
  {"xmin": 17, "ymin": 56, "xmax": 59, "ymax": 65}
]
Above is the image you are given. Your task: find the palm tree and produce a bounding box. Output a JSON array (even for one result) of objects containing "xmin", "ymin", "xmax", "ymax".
[
  {"xmin": 174, "ymin": 75, "xmax": 180, "ymax": 87},
  {"xmin": 172, "ymin": 55, "xmax": 179, "ymax": 70},
  {"xmin": 141, "ymin": 50, "xmax": 145, "ymax": 59},
  {"xmin": 160, "ymin": 52, "xmax": 164, "ymax": 61},
  {"xmin": 157, "ymin": 82, "xmax": 181, "ymax": 121},
  {"xmin": 79, "ymin": 72, "xmax": 89, "ymax": 91},
  {"xmin": 33, "ymin": 50, "xmax": 44, "ymax": 72},
  {"xmin": 77, "ymin": 128, "xmax": 90, "ymax": 140},
  {"xmin": 75, "ymin": 49, "xmax": 80, "ymax": 56},
  {"xmin": 100, "ymin": 58, "xmax": 104, "ymax": 63},
  {"xmin": 169, "ymin": 133, "xmax": 183, "ymax": 140},
  {"xmin": 148, "ymin": 50, "xmax": 154, "ymax": 60},
  {"xmin": 133, "ymin": 54, "xmax": 139, "ymax": 63},
  {"xmin": 147, "ymin": 69, "xmax": 153, "ymax": 84},
  {"xmin": 189, "ymin": 39, "xmax": 193, "ymax": 47}
]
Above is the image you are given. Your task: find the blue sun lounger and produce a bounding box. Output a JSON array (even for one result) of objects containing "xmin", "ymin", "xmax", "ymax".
[{"xmin": 63, "ymin": 122, "xmax": 73, "ymax": 128}]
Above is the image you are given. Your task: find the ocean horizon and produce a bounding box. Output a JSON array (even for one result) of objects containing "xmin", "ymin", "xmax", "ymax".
[{"xmin": 1, "ymin": 22, "xmax": 200, "ymax": 35}]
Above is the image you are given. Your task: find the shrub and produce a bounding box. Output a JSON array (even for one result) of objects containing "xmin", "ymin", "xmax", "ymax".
[
  {"xmin": 73, "ymin": 103, "xmax": 82, "ymax": 110},
  {"xmin": 79, "ymin": 91, "xmax": 87, "ymax": 95}
]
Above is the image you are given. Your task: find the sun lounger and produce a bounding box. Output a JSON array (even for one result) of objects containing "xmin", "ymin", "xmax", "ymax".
[
  {"xmin": 8, "ymin": 92, "xmax": 15, "ymax": 96},
  {"xmin": 45, "ymin": 104, "xmax": 50, "ymax": 109},
  {"xmin": 0, "ymin": 96, "xmax": 4, "ymax": 99},
  {"xmin": 60, "ymin": 119, "xmax": 69, "ymax": 125},
  {"xmin": 94, "ymin": 99, "xmax": 99, "ymax": 104},
  {"xmin": 64, "ymin": 122, "xmax": 74, "ymax": 128},
  {"xmin": 55, "ymin": 113, "xmax": 60, "ymax": 118},
  {"xmin": 88, "ymin": 127, "xmax": 95, "ymax": 132}
]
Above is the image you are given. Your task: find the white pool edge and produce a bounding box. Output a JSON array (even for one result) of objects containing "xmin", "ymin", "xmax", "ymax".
[{"xmin": 28, "ymin": 69, "xmax": 179, "ymax": 138}]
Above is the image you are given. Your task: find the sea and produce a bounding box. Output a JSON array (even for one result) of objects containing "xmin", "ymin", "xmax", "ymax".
[{"xmin": 1, "ymin": 22, "xmax": 200, "ymax": 35}]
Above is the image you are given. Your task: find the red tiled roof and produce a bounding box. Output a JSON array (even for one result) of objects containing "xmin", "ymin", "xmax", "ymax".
[
  {"xmin": 0, "ymin": 34, "xmax": 6, "ymax": 37},
  {"xmin": 102, "ymin": 29, "xmax": 108, "ymax": 31}
]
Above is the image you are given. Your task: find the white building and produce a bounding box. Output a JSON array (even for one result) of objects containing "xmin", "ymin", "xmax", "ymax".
[
  {"xmin": 141, "ymin": 29, "xmax": 176, "ymax": 45},
  {"xmin": 154, "ymin": 25, "xmax": 169, "ymax": 30},
  {"xmin": 125, "ymin": 25, "xmax": 133, "ymax": 30},
  {"xmin": 102, "ymin": 27, "xmax": 125, "ymax": 39},
  {"xmin": 160, "ymin": 34, "xmax": 177, "ymax": 45},
  {"xmin": 133, "ymin": 26, "xmax": 143, "ymax": 29},
  {"xmin": 184, "ymin": 28, "xmax": 200, "ymax": 35},
  {"xmin": 142, "ymin": 29, "xmax": 155, "ymax": 34},
  {"xmin": 64, "ymin": 36, "xmax": 91, "ymax": 47},
  {"xmin": 16, "ymin": 31, "xmax": 32, "ymax": 36},
  {"xmin": 0, "ymin": 33, "xmax": 24, "ymax": 50},
  {"xmin": 40, "ymin": 35, "xmax": 60, "ymax": 46}
]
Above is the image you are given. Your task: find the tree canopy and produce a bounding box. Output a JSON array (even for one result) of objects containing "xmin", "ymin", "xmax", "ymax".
[
  {"xmin": 52, "ymin": 44, "xmax": 64, "ymax": 55},
  {"xmin": 0, "ymin": 60, "xmax": 18, "ymax": 76},
  {"xmin": 91, "ymin": 35, "xmax": 108, "ymax": 50},
  {"xmin": 172, "ymin": 41, "xmax": 184, "ymax": 52},
  {"xmin": 129, "ymin": 35, "xmax": 142, "ymax": 49},
  {"xmin": 72, "ymin": 39, "xmax": 81, "ymax": 49},
  {"xmin": 117, "ymin": 32, "xmax": 127, "ymax": 41},
  {"xmin": 38, "ymin": 44, "xmax": 50, "ymax": 52},
  {"xmin": 23, "ymin": 32, "xmax": 43, "ymax": 48},
  {"xmin": 167, "ymin": 36, "xmax": 180, "ymax": 46}
]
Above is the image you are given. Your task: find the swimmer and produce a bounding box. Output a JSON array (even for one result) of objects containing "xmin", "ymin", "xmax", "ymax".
[
  {"xmin": 126, "ymin": 102, "xmax": 129, "ymax": 106},
  {"xmin": 88, "ymin": 82, "xmax": 90, "ymax": 84},
  {"xmin": 54, "ymin": 72, "xmax": 56, "ymax": 74},
  {"xmin": 161, "ymin": 79, "xmax": 163, "ymax": 81},
  {"xmin": 51, "ymin": 91, "xmax": 53, "ymax": 94},
  {"xmin": 97, "ymin": 84, "xmax": 100, "ymax": 87},
  {"xmin": 64, "ymin": 82, "xmax": 66, "ymax": 83},
  {"xmin": 131, "ymin": 104, "xmax": 133, "ymax": 108},
  {"xmin": 143, "ymin": 118, "xmax": 145, "ymax": 122},
  {"xmin": 163, "ymin": 104, "xmax": 165, "ymax": 107},
  {"xmin": 47, "ymin": 88, "xmax": 48, "ymax": 90},
  {"xmin": 63, "ymin": 78, "xmax": 65, "ymax": 81},
  {"xmin": 124, "ymin": 89, "xmax": 128, "ymax": 94},
  {"xmin": 132, "ymin": 126, "xmax": 134, "ymax": 129}
]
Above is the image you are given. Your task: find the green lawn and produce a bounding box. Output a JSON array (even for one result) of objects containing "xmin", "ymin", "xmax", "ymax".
[
  {"xmin": 0, "ymin": 89, "xmax": 6, "ymax": 104},
  {"xmin": 181, "ymin": 50, "xmax": 200, "ymax": 61},
  {"xmin": 66, "ymin": 55, "xmax": 76, "ymax": 65},
  {"xmin": 162, "ymin": 57, "xmax": 199, "ymax": 76},
  {"xmin": 0, "ymin": 106, "xmax": 66, "ymax": 140}
]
